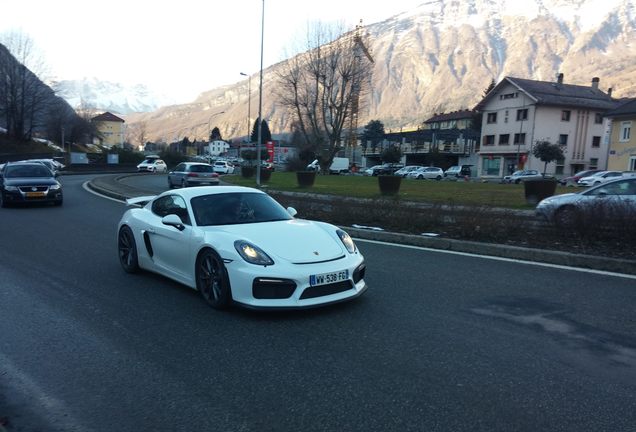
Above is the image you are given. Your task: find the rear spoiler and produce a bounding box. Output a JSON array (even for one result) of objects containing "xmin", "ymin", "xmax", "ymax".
[{"xmin": 126, "ymin": 195, "xmax": 155, "ymax": 207}]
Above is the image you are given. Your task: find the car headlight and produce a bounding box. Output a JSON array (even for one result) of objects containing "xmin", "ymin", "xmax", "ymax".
[
  {"xmin": 337, "ymin": 229, "xmax": 357, "ymax": 253},
  {"xmin": 234, "ymin": 240, "xmax": 274, "ymax": 266},
  {"xmin": 3, "ymin": 185, "xmax": 19, "ymax": 192},
  {"xmin": 49, "ymin": 184, "xmax": 61, "ymax": 190}
]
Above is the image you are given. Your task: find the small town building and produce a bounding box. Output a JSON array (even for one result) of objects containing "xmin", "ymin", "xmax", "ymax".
[
  {"xmin": 475, "ymin": 75, "xmax": 618, "ymax": 178},
  {"xmin": 604, "ymin": 98, "xmax": 636, "ymax": 171},
  {"xmin": 91, "ymin": 112, "xmax": 125, "ymax": 148}
]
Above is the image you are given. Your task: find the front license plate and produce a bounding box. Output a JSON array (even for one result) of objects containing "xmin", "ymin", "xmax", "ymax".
[
  {"xmin": 26, "ymin": 191, "xmax": 46, "ymax": 198},
  {"xmin": 310, "ymin": 270, "xmax": 349, "ymax": 286}
]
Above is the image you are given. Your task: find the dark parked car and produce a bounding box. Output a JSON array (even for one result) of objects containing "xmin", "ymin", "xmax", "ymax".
[
  {"xmin": 559, "ymin": 169, "xmax": 604, "ymax": 186},
  {"xmin": 0, "ymin": 162, "xmax": 63, "ymax": 207},
  {"xmin": 372, "ymin": 163, "xmax": 404, "ymax": 176},
  {"xmin": 168, "ymin": 162, "xmax": 220, "ymax": 188}
]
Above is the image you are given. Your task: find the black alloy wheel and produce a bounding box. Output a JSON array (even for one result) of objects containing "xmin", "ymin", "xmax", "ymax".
[
  {"xmin": 118, "ymin": 226, "xmax": 140, "ymax": 273},
  {"xmin": 196, "ymin": 249, "xmax": 231, "ymax": 309}
]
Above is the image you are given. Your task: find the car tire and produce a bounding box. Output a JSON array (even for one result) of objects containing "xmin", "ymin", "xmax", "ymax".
[
  {"xmin": 417, "ymin": 175, "xmax": 423, "ymax": 179},
  {"xmin": 436, "ymin": 175, "xmax": 442, "ymax": 180},
  {"xmin": 196, "ymin": 248, "xmax": 232, "ymax": 310},
  {"xmin": 0, "ymin": 193, "xmax": 7, "ymax": 208},
  {"xmin": 515, "ymin": 179, "xmax": 521, "ymax": 184},
  {"xmin": 168, "ymin": 178, "xmax": 174, "ymax": 189},
  {"xmin": 118, "ymin": 226, "xmax": 140, "ymax": 273},
  {"xmin": 594, "ymin": 181, "xmax": 601, "ymax": 185},
  {"xmin": 181, "ymin": 179, "xmax": 188, "ymax": 188},
  {"xmin": 54, "ymin": 199, "xmax": 63, "ymax": 206}
]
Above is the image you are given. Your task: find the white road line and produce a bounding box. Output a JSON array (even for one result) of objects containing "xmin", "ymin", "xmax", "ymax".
[
  {"xmin": 355, "ymin": 238, "xmax": 636, "ymax": 280},
  {"xmin": 82, "ymin": 181, "xmax": 126, "ymax": 203}
]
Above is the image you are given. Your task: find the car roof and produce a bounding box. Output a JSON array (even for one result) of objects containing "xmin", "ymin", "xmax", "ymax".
[
  {"xmin": 183, "ymin": 162, "xmax": 212, "ymax": 166},
  {"xmin": 157, "ymin": 185, "xmax": 262, "ymax": 201}
]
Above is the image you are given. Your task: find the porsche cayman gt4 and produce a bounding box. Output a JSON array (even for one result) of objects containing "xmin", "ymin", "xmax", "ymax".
[{"xmin": 117, "ymin": 186, "xmax": 367, "ymax": 310}]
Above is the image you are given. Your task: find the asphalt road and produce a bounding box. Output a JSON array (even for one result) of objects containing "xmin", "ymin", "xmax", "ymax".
[{"xmin": 1, "ymin": 174, "xmax": 635, "ymax": 432}]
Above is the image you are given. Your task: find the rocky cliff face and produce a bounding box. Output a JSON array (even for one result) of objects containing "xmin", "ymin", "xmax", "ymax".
[{"xmin": 126, "ymin": 0, "xmax": 636, "ymax": 142}]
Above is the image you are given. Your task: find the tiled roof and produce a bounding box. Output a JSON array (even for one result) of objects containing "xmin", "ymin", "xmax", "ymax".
[
  {"xmin": 604, "ymin": 98, "xmax": 636, "ymax": 117},
  {"xmin": 507, "ymin": 77, "xmax": 619, "ymax": 110},
  {"xmin": 92, "ymin": 112, "xmax": 125, "ymax": 123},
  {"xmin": 424, "ymin": 109, "xmax": 475, "ymax": 123},
  {"xmin": 476, "ymin": 76, "xmax": 619, "ymax": 111}
]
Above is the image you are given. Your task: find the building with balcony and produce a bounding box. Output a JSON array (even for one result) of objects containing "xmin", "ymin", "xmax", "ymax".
[{"xmin": 475, "ymin": 75, "xmax": 618, "ymax": 178}]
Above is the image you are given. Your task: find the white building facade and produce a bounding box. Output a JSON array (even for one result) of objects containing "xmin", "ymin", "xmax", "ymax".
[{"xmin": 476, "ymin": 76, "xmax": 617, "ymax": 178}]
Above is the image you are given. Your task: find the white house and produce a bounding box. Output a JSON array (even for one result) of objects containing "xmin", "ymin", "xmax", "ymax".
[
  {"xmin": 206, "ymin": 140, "xmax": 230, "ymax": 156},
  {"xmin": 475, "ymin": 75, "xmax": 618, "ymax": 178}
]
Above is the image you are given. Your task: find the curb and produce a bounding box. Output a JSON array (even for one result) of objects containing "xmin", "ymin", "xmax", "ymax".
[{"xmin": 87, "ymin": 175, "xmax": 636, "ymax": 276}]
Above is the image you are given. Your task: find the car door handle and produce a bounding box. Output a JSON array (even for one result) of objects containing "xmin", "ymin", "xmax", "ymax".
[{"xmin": 146, "ymin": 228, "xmax": 155, "ymax": 234}]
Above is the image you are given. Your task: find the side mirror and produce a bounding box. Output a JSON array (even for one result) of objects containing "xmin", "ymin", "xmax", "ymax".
[
  {"xmin": 287, "ymin": 207, "xmax": 297, "ymax": 217},
  {"xmin": 162, "ymin": 214, "xmax": 185, "ymax": 231}
]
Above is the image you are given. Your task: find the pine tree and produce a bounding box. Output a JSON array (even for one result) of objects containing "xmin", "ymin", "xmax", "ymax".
[{"xmin": 250, "ymin": 118, "xmax": 272, "ymax": 143}]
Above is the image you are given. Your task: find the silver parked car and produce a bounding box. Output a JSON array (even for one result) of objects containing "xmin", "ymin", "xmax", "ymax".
[
  {"xmin": 503, "ymin": 169, "xmax": 542, "ymax": 184},
  {"xmin": 168, "ymin": 162, "xmax": 220, "ymax": 188},
  {"xmin": 536, "ymin": 177, "xmax": 636, "ymax": 226},
  {"xmin": 406, "ymin": 166, "xmax": 444, "ymax": 180},
  {"xmin": 576, "ymin": 170, "xmax": 624, "ymax": 187}
]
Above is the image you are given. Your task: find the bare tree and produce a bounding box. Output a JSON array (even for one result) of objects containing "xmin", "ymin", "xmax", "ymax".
[
  {"xmin": 0, "ymin": 31, "xmax": 56, "ymax": 142},
  {"xmin": 126, "ymin": 121, "xmax": 147, "ymax": 151},
  {"xmin": 276, "ymin": 22, "xmax": 373, "ymax": 171}
]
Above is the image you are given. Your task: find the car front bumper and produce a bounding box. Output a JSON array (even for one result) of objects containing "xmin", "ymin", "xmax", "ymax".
[
  {"xmin": 225, "ymin": 255, "xmax": 367, "ymax": 309},
  {"xmin": 2, "ymin": 188, "xmax": 63, "ymax": 204}
]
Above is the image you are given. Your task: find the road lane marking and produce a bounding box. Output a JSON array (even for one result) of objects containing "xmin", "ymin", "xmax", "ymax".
[{"xmin": 355, "ymin": 238, "xmax": 636, "ymax": 280}]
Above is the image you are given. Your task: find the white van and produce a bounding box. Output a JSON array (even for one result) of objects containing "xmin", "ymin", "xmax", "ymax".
[{"xmin": 307, "ymin": 157, "xmax": 350, "ymax": 174}]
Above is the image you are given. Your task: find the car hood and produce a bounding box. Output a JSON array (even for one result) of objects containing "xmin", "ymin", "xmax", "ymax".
[
  {"xmin": 3, "ymin": 177, "xmax": 58, "ymax": 186},
  {"xmin": 209, "ymin": 219, "xmax": 346, "ymax": 263}
]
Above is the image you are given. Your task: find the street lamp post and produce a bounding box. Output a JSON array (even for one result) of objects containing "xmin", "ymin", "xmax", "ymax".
[
  {"xmin": 240, "ymin": 72, "xmax": 251, "ymax": 143},
  {"xmin": 256, "ymin": 0, "xmax": 265, "ymax": 186}
]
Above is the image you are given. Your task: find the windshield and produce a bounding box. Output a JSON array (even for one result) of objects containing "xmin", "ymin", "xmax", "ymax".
[
  {"xmin": 191, "ymin": 192, "xmax": 293, "ymax": 226},
  {"xmin": 4, "ymin": 164, "xmax": 53, "ymax": 178},
  {"xmin": 189, "ymin": 165, "xmax": 215, "ymax": 173}
]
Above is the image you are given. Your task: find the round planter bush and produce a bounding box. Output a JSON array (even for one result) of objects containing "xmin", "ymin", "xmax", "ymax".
[
  {"xmin": 241, "ymin": 166, "xmax": 255, "ymax": 178},
  {"xmin": 296, "ymin": 171, "xmax": 316, "ymax": 188},
  {"xmin": 378, "ymin": 175, "xmax": 402, "ymax": 195},
  {"xmin": 524, "ymin": 177, "xmax": 557, "ymax": 204}
]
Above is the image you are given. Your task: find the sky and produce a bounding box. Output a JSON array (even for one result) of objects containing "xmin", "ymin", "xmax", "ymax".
[{"xmin": 1, "ymin": 0, "xmax": 421, "ymax": 103}]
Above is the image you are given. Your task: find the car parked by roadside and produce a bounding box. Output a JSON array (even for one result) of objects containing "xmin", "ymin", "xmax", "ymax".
[
  {"xmin": 0, "ymin": 161, "xmax": 63, "ymax": 207},
  {"xmin": 168, "ymin": 162, "xmax": 220, "ymax": 188},
  {"xmin": 393, "ymin": 165, "xmax": 422, "ymax": 177},
  {"xmin": 559, "ymin": 169, "xmax": 604, "ymax": 186},
  {"xmin": 444, "ymin": 165, "xmax": 473, "ymax": 178},
  {"xmin": 503, "ymin": 169, "xmax": 543, "ymax": 184},
  {"xmin": 406, "ymin": 166, "xmax": 444, "ymax": 180},
  {"xmin": 371, "ymin": 163, "xmax": 404, "ymax": 176},
  {"xmin": 213, "ymin": 160, "xmax": 235, "ymax": 175},
  {"xmin": 137, "ymin": 158, "xmax": 168, "ymax": 173},
  {"xmin": 536, "ymin": 177, "xmax": 636, "ymax": 226},
  {"xmin": 363, "ymin": 165, "xmax": 382, "ymax": 176},
  {"xmin": 576, "ymin": 170, "xmax": 624, "ymax": 187}
]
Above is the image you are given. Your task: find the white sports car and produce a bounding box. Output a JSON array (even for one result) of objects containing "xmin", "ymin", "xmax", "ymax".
[{"xmin": 117, "ymin": 186, "xmax": 367, "ymax": 310}]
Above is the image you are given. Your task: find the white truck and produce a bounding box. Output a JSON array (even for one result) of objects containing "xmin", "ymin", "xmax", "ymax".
[{"xmin": 307, "ymin": 157, "xmax": 350, "ymax": 174}]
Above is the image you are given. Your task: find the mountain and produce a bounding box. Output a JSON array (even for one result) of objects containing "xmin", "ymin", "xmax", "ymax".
[
  {"xmin": 126, "ymin": 0, "xmax": 636, "ymax": 143},
  {"xmin": 52, "ymin": 78, "xmax": 175, "ymax": 115}
]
